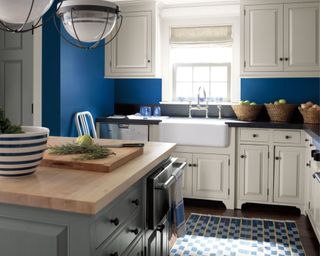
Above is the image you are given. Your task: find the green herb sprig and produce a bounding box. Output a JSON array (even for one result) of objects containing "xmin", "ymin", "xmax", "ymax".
[
  {"xmin": 48, "ymin": 144, "xmax": 115, "ymax": 160},
  {"xmin": 0, "ymin": 108, "xmax": 23, "ymax": 134}
]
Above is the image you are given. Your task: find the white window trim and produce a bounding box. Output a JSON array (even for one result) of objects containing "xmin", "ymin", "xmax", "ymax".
[
  {"xmin": 173, "ymin": 63, "xmax": 231, "ymax": 101},
  {"xmin": 160, "ymin": 13, "xmax": 240, "ymax": 103}
]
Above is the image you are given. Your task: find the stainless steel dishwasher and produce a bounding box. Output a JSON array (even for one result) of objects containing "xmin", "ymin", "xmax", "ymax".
[{"xmin": 102, "ymin": 123, "xmax": 149, "ymax": 141}]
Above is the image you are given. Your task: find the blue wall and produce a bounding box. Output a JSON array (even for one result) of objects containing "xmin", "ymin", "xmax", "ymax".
[
  {"xmin": 60, "ymin": 41, "xmax": 115, "ymax": 137},
  {"xmin": 115, "ymin": 79, "xmax": 162, "ymax": 104},
  {"xmin": 241, "ymin": 78, "xmax": 320, "ymax": 104},
  {"xmin": 42, "ymin": 4, "xmax": 115, "ymax": 137},
  {"xmin": 42, "ymin": 5, "xmax": 61, "ymax": 136}
]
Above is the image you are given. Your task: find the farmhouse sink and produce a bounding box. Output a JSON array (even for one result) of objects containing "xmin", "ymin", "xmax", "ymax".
[{"xmin": 159, "ymin": 118, "xmax": 229, "ymax": 147}]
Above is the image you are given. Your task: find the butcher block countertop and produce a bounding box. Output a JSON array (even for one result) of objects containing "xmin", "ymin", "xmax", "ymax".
[{"xmin": 0, "ymin": 137, "xmax": 176, "ymax": 215}]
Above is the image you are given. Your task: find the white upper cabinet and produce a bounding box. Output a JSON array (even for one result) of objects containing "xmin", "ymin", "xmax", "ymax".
[
  {"xmin": 284, "ymin": 3, "xmax": 320, "ymax": 71},
  {"xmin": 242, "ymin": 1, "xmax": 320, "ymax": 76},
  {"xmin": 105, "ymin": 2, "xmax": 159, "ymax": 78},
  {"xmin": 244, "ymin": 5, "xmax": 283, "ymax": 72}
]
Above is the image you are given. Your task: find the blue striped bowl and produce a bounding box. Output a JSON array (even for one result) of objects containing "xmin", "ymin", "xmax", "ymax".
[{"xmin": 0, "ymin": 126, "xmax": 49, "ymax": 176}]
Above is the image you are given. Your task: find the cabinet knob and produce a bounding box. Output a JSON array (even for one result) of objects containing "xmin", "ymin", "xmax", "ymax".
[
  {"xmin": 285, "ymin": 135, "xmax": 292, "ymax": 139},
  {"xmin": 240, "ymin": 155, "xmax": 246, "ymax": 159},
  {"xmin": 305, "ymin": 139, "xmax": 309, "ymax": 142},
  {"xmin": 128, "ymin": 228, "xmax": 139, "ymax": 235},
  {"xmin": 110, "ymin": 252, "xmax": 119, "ymax": 256},
  {"xmin": 252, "ymin": 134, "xmax": 258, "ymax": 138},
  {"xmin": 188, "ymin": 163, "xmax": 193, "ymax": 167},
  {"xmin": 193, "ymin": 163, "xmax": 198, "ymax": 167},
  {"xmin": 275, "ymin": 156, "xmax": 281, "ymax": 160},
  {"xmin": 280, "ymin": 57, "xmax": 284, "ymax": 61},
  {"xmin": 110, "ymin": 218, "xmax": 119, "ymax": 226},
  {"xmin": 147, "ymin": 59, "xmax": 151, "ymax": 63},
  {"xmin": 131, "ymin": 199, "xmax": 140, "ymax": 206},
  {"xmin": 285, "ymin": 57, "xmax": 289, "ymax": 61},
  {"xmin": 306, "ymin": 163, "xmax": 311, "ymax": 167},
  {"xmin": 310, "ymin": 144, "xmax": 314, "ymax": 147}
]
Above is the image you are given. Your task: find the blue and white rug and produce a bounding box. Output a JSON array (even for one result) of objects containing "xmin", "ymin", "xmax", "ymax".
[{"xmin": 170, "ymin": 214, "xmax": 305, "ymax": 256}]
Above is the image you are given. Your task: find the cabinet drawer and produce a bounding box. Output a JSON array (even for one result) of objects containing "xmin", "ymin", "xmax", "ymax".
[
  {"xmin": 124, "ymin": 235, "xmax": 143, "ymax": 256},
  {"xmin": 273, "ymin": 130, "xmax": 301, "ymax": 144},
  {"xmin": 99, "ymin": 211, "xmax": 143, "ymax": 256},
  {"xmin": 240, "ymin": 129, "xmax": 269, "ymax": 142},
  {"xmin": 95, "ymin": 183, "xmax": 143, "ymax": 248}
]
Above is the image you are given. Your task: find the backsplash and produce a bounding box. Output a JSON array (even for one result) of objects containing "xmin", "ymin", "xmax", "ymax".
[
  {"xmin": 241, "ymin": 78, "xmax": 320, "ymax": 104},
  {"xmin": 115, "ymin": 79, "xmax": 162, "ymax": 104}
]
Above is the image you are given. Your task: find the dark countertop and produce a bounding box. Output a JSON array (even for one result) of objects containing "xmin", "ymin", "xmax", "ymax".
[
  {"xmin": 96, "ymin": 116, "xmax": 162, "ymax": 125},
  {"xmin": 97, "ymin": 116, "xmax": 320, "ymax": 148}
]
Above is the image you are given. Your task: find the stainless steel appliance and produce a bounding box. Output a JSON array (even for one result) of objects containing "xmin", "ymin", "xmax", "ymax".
[
  {"xmin": 146, "ymin": 157, "xmax": 186, "ymax": 256},
  {"xmin": 103, "ymin": 123, "xmax": 149, "ymax": 141}
]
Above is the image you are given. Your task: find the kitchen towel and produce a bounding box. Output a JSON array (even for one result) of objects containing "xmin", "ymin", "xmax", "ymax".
[{"xmin": 170, "ymin": 166, "xmax": 186, "ymax": 237}]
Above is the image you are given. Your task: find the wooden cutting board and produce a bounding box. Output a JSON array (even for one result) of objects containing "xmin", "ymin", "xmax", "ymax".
[{"xmin": 41, "ymin": 147, "xmax": 143, "ymax": 173}]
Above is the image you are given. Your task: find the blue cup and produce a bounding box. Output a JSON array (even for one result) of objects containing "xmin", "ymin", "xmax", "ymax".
[
  {"xmin": 140, "ymin": 106, "xmax": 151, "ymax": 117},
  {"xmin": 153, "ymin": 106, "xmax": 161, "ymax": 116}
]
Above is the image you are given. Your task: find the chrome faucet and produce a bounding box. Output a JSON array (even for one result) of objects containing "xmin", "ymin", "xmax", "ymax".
[
  {"xmin": 197, "ymin": 86, "xmax": 206, "ymax": 107},
  {"xmin": 217, "ymin": 105, "xmax": 222, "ymax": 119},
  {"xmin": 189, "ymin": 86, "xmax": 208, "ymax": 118}
]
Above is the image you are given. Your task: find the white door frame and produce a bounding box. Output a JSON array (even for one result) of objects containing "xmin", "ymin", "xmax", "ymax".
[{"xmin": 33, "ymin": 26, "xmax": 42, "ymax": 126}]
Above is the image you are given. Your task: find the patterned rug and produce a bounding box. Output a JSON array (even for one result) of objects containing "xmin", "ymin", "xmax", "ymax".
[{"xmin": 170, "ymin": 214, "xmax": 305, "ymax": 256}]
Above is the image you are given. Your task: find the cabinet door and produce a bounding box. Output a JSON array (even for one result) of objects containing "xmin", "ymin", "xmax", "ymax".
[
  {"xmin": 284, "ymin": 3, "xmax": 319, "ymax": 71},
  {"xmin": 274, "ymin": 146, "xmax": 305, "ymax": 205},
  {"xmin": 239, "ymin": 145, "xmax": 269, "ymax": 202},
  {"xmin": 244, "ymin": 5, "xmax": 283, "ymax": 72},
  {"xmin": 192, "ymin": 154, "xmax": 229, "ymax": 199},
  {"xmin": 171, "ymin": 152, "xmax": 193, "ymax": 198},
  {"xmin": 0, "ymin": 217, "xmax": 67, "ymax": 256},
  {"xmin": 106, "ymin": 11, "xmax": 152, "ymax": 76}
]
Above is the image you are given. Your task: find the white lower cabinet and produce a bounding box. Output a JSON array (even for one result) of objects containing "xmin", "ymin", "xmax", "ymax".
[
  {"xmin": 273, "ymin": 146, "xmax": 305, "ymax": 205},
  {"xmin": 192, "ymin": 154, "xmax": 230, "ymax": 200},
  {"xmin": 172, "ymin": 152, "xmax": 232, "ymax": 208},
  {"xmin": 239, "ymin": 145, "xmax": 269, "ymax": 202},
  {"xmin": 237, "ymin": 128, "xmax": 306, "ymax": 212}
]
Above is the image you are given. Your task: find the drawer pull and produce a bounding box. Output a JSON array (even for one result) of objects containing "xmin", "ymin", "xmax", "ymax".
[
  {"xmin": 131, "ymin": 199, "xmax": 140, "ymax": 206},
  {"xmin": 275, "ymin": 156, "xmax": 281, "ymax": 160},
  {"xmin": 240, "ymin": 155, "xmax": 246, "ymax": 159},
  {"xmin": 310, "ymin": 144, "xmax": 314, "ymax": 147},
  {"xmin": 110, "ymin": 252, "xmax": 119, "ymax": 256},
  {"xmin": 188, "ymin": 163, "xmax": 193, "ymax": 167},
  {"xmin": 110, "ymin": 218, "xmax": 120, "ymax": 226},
  {"xmin": 252, "ymin": 134, "xmax": 258, "ymax": 138},
  {"xmin": 128, "ymin": 228, "xmax": 139, "ymax": 235},
  {"xmin": 306, "ymin": 162, "xmax": 311, "ymax": 167},
  {"xmin": 193, "ymin": 164, "xmax": 198, "ymax": 167},
  {"xmin": 285, "ymin": 135, "xmax": 292, "ymax": 139}
]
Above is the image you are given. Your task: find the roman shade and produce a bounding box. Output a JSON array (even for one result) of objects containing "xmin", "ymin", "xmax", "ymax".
[{"xmin": 170, "ymin": 25, "xmax": 232, "ymax": 45}]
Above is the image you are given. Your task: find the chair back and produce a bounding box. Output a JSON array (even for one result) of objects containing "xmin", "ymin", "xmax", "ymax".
[{"xmin": 74, "ymin": 111, "xmax": 97, "ymax": 139}]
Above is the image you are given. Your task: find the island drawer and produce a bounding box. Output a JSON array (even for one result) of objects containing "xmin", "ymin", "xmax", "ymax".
[
  {"xmin": 273, "ymin": 130, "xmax": 301, "ymax": 144},
  {"xmin": 240, "ymin": 128, "xmax": 269, "ymax": 142},
  {"xmin": 94, "ymin": 183, "xmax": 143, "ymax": 248},
  {"xmin": 98, "ymin": 211, "xmax": 143, "ymax": 256}
]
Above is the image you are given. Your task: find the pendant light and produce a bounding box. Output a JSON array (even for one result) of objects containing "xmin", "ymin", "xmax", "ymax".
[
  {"xmin": 0, "ymin": 0, "xmax": 54, "ymax": 32},
  {"xmin": 0, "ymin": 0, "xmax": 122, "ymax": 50},
  {"xmin": 55, "ymin": 0, "xmax": 122, "ymax": 49}
]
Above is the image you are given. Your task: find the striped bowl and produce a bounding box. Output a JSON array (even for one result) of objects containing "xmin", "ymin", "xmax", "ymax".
[{"xmin": 0, "ymin": 126, "xmax": 49, "ymax": 176}]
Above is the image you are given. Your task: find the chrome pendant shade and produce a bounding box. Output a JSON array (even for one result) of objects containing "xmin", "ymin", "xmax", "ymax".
[
  {"xmin": 0, "ymin": 0, "xmax": 122, "ymax": 50},
  {"xmin": 0, "ymin": 0, "xmax": 54, "ymax": 32}
]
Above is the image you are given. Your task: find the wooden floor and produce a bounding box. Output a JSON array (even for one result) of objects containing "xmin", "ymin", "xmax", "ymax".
[{"xmin": 183, "ymin": 199, "xmax": 320, "ymax": 256}]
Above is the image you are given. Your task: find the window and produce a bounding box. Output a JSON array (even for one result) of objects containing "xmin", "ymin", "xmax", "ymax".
[
  {"xmin": 169, "ymin": 25, "xmax": 233, "ymax": 102},
  {"xmin": 174, "ymin": 63, "xmax": 231, "ymax": 102}
]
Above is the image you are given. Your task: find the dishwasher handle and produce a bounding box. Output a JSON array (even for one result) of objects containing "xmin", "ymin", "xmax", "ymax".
[
  {"xmin": 312, "ymin": 172, "xmax": 320, "ymax": 183},
  {"xmin": 155, "ymin": 162, "xmax": 186, "ymax": 190}
]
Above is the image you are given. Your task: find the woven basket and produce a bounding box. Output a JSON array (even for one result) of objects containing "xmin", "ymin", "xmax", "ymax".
[
  {"xmin": 299, "ymin": 107, "xmax": 320, "ymax": 124},
  {"xmin": 265, "ymin": 104, "xmax": 296, "ymax": 122},
  {"xmin": 232, "ymin": 105, "xmax": 262, "ymax": 121}
]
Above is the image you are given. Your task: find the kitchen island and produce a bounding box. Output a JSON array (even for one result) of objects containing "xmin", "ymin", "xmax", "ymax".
[{"xmin": 0, "ymin": 137, "xmax": 176, "ymax": 256}]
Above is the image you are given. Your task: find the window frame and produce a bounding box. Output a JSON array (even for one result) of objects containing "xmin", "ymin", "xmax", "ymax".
[{"xmin": 172, "ymin": 62, "xmax": 231, "ymax": 102}]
